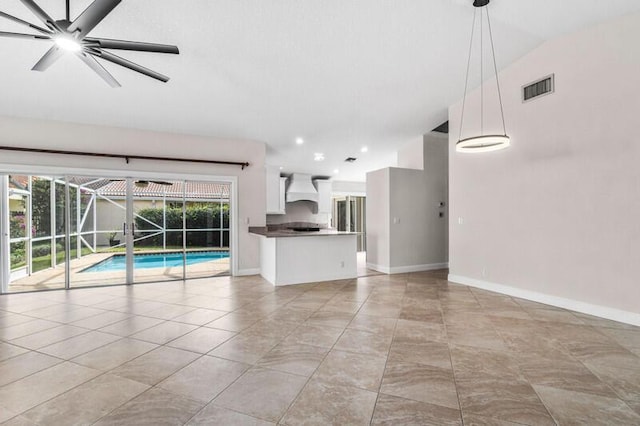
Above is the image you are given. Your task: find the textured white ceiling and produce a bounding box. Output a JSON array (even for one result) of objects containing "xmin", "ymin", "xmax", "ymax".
[{"xmin": 1, "ymin": 0, "xmax": 639, "ymax": 181}]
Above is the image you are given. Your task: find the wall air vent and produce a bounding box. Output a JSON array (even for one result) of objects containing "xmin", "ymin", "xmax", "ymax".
[{"xmin": 523, "ymin": 74, "xmax": 554, "ymax": 102}]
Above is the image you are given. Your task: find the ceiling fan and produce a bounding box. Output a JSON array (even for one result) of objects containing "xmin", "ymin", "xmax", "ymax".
[
  {"xmin": 108, "ymin": 179, "xmax": 173, "ymax": 188},
  {"xmin": 0, "ymin": 0, "xmax": 179, "ymax": 87},
  {"xmin": 134, "ymin": 180, "xmax": 173, "ymax": 188}
]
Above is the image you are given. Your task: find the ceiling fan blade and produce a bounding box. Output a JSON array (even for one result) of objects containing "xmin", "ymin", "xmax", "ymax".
[
  {"xmin": 0, "ymin": 10, "xmax": 52, "ymax": 34},
  {"xmin": 76, "ymin": 52, "xmax": 121, "ymax": 87},
  {"xmin": 19, "ymin": 0, "xmax": 61, "ymax": 32},
  {"xmin": 89, "ymin": 49, "xmax": 169, "ymax": 82},
  {"xmin": 84, "ymin": 37, "xmax": 179, "ymax": 54},
  {"xmin": 67, "ymin": 0, "xmax": 121, "ymax": 37},
  {"xmin": 0, "ymin": 30, "xmax": 50, "ymax": 40},
  {"xmin": 32, "ymin": 45, "xmax": 64, "ymax": 71}
]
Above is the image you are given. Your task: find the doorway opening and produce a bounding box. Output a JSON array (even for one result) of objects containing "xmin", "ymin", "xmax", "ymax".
[{"xmin": 332, "ymin": 195, "xmax": 374, "ymax": 276}]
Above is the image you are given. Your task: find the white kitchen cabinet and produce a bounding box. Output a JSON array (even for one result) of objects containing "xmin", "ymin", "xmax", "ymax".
[
  {"xmin": 314, "ymin": 179, "xmax": 332, "ymax": 214},
  {"xmin": 278, "ymin": 177, "xmax": 287, "ymax": 213},
  {"xmin": 266, "ymin": 166, "xmax": 286, "ymax": 214}
]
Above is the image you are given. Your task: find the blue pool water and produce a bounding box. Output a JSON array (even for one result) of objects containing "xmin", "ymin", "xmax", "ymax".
[{"xmin": 81, "ymin": 251, "xmax": 229, "ymax": 273}]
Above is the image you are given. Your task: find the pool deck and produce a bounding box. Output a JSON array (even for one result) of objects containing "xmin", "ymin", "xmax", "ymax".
[{"xmin": 9, "ymin": 251, "xmax": 230, "ymax": 293}]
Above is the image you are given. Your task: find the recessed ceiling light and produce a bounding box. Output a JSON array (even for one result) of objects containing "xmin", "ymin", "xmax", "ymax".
[
  {"xmin": 295, "ymin": 137, "xmax": 304, "ymax": 145},
  {"xmin": 333, "ymin": 169, "xmax": 340, "ymax": 174},
  {"xmin": 360, "ymin": 146, "xmax": 368, "ymax": 153},
  {"xmin": 279, "ymin": 166, "xmax": 284, "ymax": 170},
  {"xmin": 314, "ymin": 153, "xmax": 325, "ymax": 161}
]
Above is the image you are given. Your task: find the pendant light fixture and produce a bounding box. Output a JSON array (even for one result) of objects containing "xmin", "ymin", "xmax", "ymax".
[{"xmin": 457, "ymin": 0, "xmax": 510, "ymax": 153}]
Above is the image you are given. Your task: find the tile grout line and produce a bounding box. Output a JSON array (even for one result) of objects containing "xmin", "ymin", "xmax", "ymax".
[
  {"xmin": 272, "ymin": 279, "xmax": 372, "ymax": 425},
  {"xmin": 368, "ymin": 276, "xmax": 403, "ymax": 426},
  {"xmin": 180, "ymin": 281, "xmax": 345, "ymax": 425}
]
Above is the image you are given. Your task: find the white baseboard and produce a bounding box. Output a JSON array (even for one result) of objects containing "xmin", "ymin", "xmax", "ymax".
[
  {"xmin": 367, "ymin": 262, "xmax": 449, "ymax": 275},
  {"xmin": 236, "ymin": 268, "xmax": 261, "ymax": 276},
  {"xmin": 448, "ymin": 274, "xmax": 640, "ymax": 327}
]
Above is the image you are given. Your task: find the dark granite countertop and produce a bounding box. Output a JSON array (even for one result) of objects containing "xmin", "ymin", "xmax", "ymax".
[{"xmin": 249, "ymin": 226, "xmax": 358, "ymax": 238}]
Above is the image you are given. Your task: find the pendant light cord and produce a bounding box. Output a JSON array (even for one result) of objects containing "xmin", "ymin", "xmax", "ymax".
[
  {"xmin": 480, "ymin": 7, "xmax": 483, "ymax": 135},
  {"xmin": 66, "ymin": 0, "xmax": 70, "ymax": 21},
  {"xmin": 458, "ymin": 8, "xmax": 477, "ymax": 142},
  {"xmin": 486, "ymin": 7, "xmax": 507, "ymax": 136}
]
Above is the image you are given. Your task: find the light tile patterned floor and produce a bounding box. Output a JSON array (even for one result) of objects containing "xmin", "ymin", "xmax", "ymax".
[{"xmin": 1, "ymin": 270, "xmax": 639, "ymax": 425}]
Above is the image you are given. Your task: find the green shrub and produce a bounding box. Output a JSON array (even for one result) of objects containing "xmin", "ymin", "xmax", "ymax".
[
  {"xmin": 32, "ymin": 244, "xmax": 51, "ymax": 257},
  {"xmin": 134, "ymin": 204, "xmax": 229, "ymax": 247}
]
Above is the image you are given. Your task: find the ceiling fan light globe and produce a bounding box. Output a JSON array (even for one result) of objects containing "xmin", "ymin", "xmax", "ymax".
[{"xmin": 55, "ymin": 36, "xmax": 81, "ymax": 52}]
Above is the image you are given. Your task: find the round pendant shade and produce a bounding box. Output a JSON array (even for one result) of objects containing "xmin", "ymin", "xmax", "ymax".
[{"xmin": 456, "ymin": 135, "xmax": 510, "ymax": 153}]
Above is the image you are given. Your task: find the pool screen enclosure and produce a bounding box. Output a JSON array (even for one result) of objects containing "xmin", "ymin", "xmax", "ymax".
[{"xmin": 0, "ymin": 174, "xmax": 232, "ymax": 293}]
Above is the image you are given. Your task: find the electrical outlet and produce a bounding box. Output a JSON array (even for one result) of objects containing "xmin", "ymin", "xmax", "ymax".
[
  {"xmin": 482, "ymin": 267, "xmax": 487, "ymax": 278},
  {"xmin": 458, "ymin": 217, "xmax": 464, "ymax": 225}
]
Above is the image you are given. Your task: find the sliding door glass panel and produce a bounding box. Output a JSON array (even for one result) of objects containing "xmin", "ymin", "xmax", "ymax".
[
  {"xmin": 69, "ymin": 176, "xmax": 126, "ymax": 288},
  {"xmin": 7, "ymin": 175, "xmax": 68, "ymax": 292},
  {"xmin": 184, "ymin": 181, "xmax": 230, "ymax": 279},
  {"xmin": 133, "ymin": 180, "xmax": 184, "ymax": 283},
  {"xmin": 8, "ymin": 176, "xmax": 29, "ymax": 292},
  {"xmin": 331, "ymin": 196, "xmax": 366, "ymax": 252}
]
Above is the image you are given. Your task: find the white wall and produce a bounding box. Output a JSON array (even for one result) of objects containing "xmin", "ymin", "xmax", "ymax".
[
  {"xmin": 397, "ymin": 136, "xmax": 425, "ymax": 170},
  {"xmin": 0, "ymin": 115, "xmax": 266, "ymax": 275},
  {"xmin": 367, "ymin": 133, "xmax": 448, "ymax": 273},
  {"xmin": 365, "ymin": 168, "xmax": 390, "ymax": 269},
  {"xmin": 448, "ymin": 13, "xmax": 640, "ymax": 324},
  {"xmin": 332, "ymin": 180, "xmax": 366, "ymax": 196}
]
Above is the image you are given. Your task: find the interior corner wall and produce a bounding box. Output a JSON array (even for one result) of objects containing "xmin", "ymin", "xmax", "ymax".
[
  {"xmin": 389, "ymin": 133, "xmax": 448, "ymax": 271},
  {"xmin": 365, "ymin": 168, "xmax": 390, "ymax": 270},
  {"xmin": 366, "ymin": 134, "xmax": 449, "ymax": 273},
  {"xmin": 448, "ymin": 13, "xmax": 640, "ymax": 323},
  {"xmin": 0, "ymin": 115, "xmax": 267, "ymax": 275}
]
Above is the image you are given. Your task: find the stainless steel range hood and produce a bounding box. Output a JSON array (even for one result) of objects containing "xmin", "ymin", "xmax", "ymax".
[{"xmin": 285, "ymin": 173, "xmax": 319, "ymax": 203}]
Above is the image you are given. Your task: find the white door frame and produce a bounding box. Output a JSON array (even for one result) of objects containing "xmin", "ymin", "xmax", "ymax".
[{"xmin": 0, "ymin": 175, "xmax": 9, "ymax": 293}]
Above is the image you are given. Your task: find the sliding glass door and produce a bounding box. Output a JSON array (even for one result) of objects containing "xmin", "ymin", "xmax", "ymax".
[
  {"xmin": 68, "ymin": 176, "xmax": 127, "ymax": 288},
  {"xmin": 4, "ymin": 175, "xmax": 68, "ymax": 292},
  {"xmin": 132, "ymin": 179, "xmax": 185, "ymax": 283},
  {"xmin": 1, "ymin": 174, "xmax": 231, "ymax": 293},
  {"xmin": 184, "ymin": 181, "xmax": 231, "ymax": 279}
]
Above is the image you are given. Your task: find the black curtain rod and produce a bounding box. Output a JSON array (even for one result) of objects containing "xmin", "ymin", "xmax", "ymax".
[{"xmin": 0, "ymin": 146, "xmax": 250, "ymax": 170}]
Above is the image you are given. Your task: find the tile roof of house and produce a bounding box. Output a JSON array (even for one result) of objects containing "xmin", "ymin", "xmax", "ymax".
[
  {"xmin": 95, "ymin": 181, "xmax": 230, "ymax": 199},
  {"xmin": 9, "ymin": 175, "xmax": 229, "ymax": 200}
]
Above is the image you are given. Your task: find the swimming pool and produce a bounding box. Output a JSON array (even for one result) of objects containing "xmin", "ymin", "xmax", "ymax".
[{"xmin": 81, "ymin": 251, "xmax": 229, "ymax": 273}]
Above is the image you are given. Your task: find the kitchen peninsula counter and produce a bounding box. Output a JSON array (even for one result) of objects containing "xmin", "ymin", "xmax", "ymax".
[
  {"xmin": 249, "ymin": 226, "xmax": 358, "ymax": 286},
  {"xmin": 249, "ymin": 227, "xmax": 357, "ymax": 238}
]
